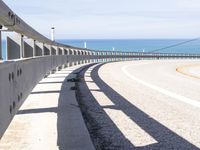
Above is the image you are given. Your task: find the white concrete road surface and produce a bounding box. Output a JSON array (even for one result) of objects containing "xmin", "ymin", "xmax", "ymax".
[{"xmin": 83, "ymin": 59, "xmax": 200, "ymax": 149}]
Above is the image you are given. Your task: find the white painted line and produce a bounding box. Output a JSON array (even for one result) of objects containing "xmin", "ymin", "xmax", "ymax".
[{"xmin": 122, "ymin": 65, "xmax": 200, "ymax": 108}]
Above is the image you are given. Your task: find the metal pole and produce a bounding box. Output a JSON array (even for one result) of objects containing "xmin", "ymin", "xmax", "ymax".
[
  {"xmin": 20, "ymin": 35, "xmax": 24, "ymax": 59},
  {"xmin": 51, "ymin": 27, "xmax": 55, "ymax": 41},
  {"xmin": 33, "ymin": 40, "xmax": 36, "ymax": 57},
  {"xmin": 42, "ymin": 43, "xmax": 45, "ymax": 56},
  {"xmin": 0, "ymin": 30, "xmax": 2, "ymax": 60}
]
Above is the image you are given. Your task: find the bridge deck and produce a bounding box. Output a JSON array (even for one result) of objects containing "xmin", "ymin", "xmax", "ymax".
[
  {"xmin": 77, "ymin": 60, "xmax": 200, "ymax": 149},
  {"xmin": 0, "ymin": 64, "xmax": 95, "ymax": 150},
  {"xmin": 1, "ymin": 60, "xmax": 200, "ymax": 149}
]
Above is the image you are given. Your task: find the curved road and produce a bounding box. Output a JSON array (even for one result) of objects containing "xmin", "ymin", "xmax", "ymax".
[{"xmin": 82, "ymin": 59, "xmax": 200, "ymax": 149}]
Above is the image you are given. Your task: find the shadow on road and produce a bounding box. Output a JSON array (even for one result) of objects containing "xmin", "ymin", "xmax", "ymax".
[{"xmin": 78, "ymin": 63, "xmax": 199, "ymax": 149}]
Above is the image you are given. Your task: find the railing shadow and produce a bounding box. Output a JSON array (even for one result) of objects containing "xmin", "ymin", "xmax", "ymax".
[
  {"xmin": 87, "ymin": 63, "xmax": 199, "ymax": 149},
  {"xmin": 78, "ymin": 66, "xmax": 136, "ymax": 149},
  {"xmin": 17, "ymin": 107, "xmax": 57, "ymax": 115},
  {"xmin": 17, "ymin": 65, "xmax": 93, "ymax": 150}
]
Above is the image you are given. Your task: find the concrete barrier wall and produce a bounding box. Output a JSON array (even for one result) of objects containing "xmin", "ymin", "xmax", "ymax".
[
  {"xmin": 0, "ymin": 62, "xmax": 15, "ymax": 138},
  {"xmin": 0, "ymin": 55, "xmax": 81, "ymax": 139}
]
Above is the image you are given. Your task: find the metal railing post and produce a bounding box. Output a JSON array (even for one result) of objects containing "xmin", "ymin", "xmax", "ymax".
[
  {"xmin": 33, "ymin": 40, "xmax": 36, "ymax": 58},
  {"xmin": 20, "ymin": 35, "xmax": 24, "ymax": 59},
  {"xmin": 0, "ymin": 30, "xmax": 2, "ymax": 60},
  {"xmin": 42, "ymin": 43, "xmax": 45, "ymax": 56}
]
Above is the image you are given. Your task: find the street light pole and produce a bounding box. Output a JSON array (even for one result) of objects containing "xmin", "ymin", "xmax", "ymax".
[{"xmin": 51, "ymin": 27, "xmax": 55, "ymax": 41}]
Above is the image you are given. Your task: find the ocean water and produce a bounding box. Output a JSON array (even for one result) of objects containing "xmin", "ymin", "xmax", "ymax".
[
  {"xmin": 2, "ymin": 39, "xmax": 200, "ymax": 60},
  {"xmin": 57, "ymin": 39, "xmax": 200, "ymax": 53}
]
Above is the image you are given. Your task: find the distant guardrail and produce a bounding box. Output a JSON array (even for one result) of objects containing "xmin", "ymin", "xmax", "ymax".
[{"xmin": 0, "ymin": 0, "xmax": 200, "ymax": 140}]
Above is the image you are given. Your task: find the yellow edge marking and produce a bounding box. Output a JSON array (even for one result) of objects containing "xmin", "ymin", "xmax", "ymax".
[{"xmin": 176, "ymin": 64, "xmax": 200, "ymax": 80}]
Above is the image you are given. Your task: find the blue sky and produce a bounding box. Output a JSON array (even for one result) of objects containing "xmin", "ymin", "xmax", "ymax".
[{"xmin": 3, "ymin": 0, "xmax": 200, "ymax": 39}]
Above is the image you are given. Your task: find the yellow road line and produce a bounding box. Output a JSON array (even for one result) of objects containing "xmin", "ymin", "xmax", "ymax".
[{"xmin": 176, "ymin": 64, "xmax": 200, "ymax": 80}]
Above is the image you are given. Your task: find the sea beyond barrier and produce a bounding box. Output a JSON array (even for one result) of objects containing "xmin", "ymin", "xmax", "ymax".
[{"xmin": 1, "ymin": 39, "xmax": 200, "ymax": 60}]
